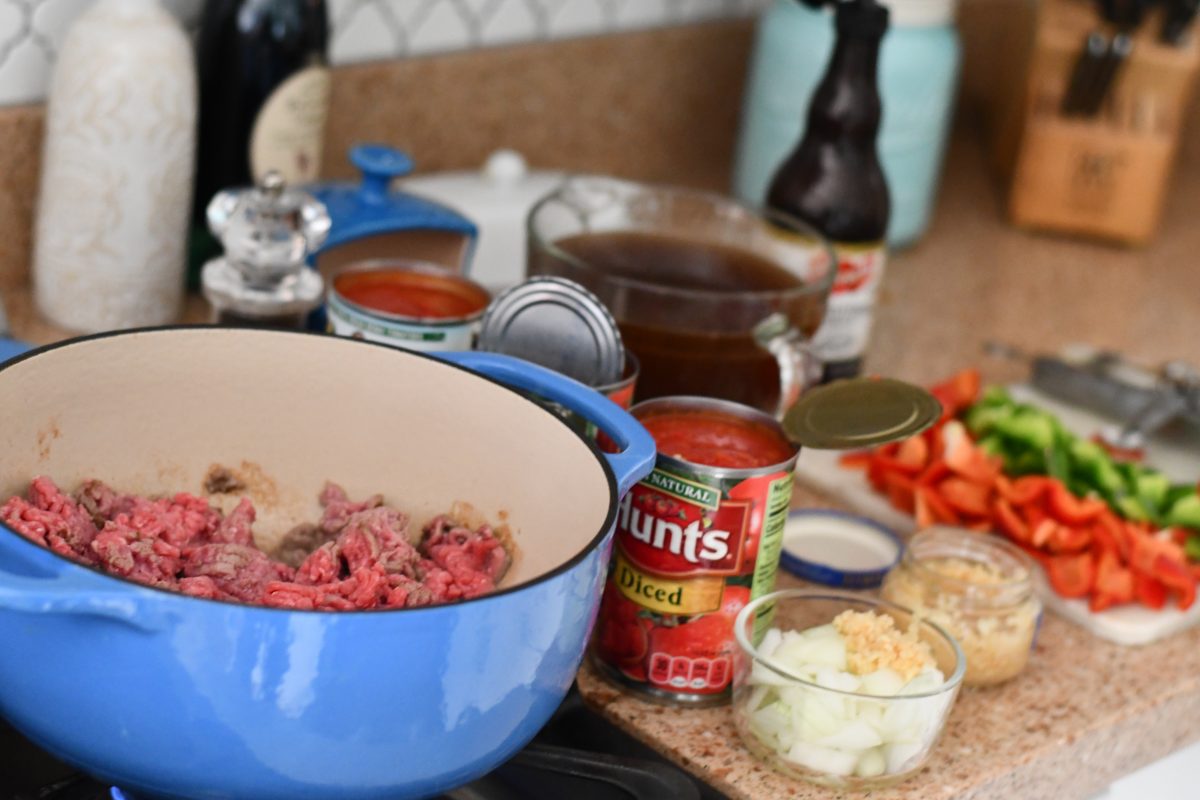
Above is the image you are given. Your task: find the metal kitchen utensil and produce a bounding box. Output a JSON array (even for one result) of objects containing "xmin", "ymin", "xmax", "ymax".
[
  {"xmin": 1082, "ymin": 32, "xmax": 1134, "ymax": 115},
  {"xmin": 1062, "ymin": 31, "xmax": 1110, "ymax": 115},
  {"xmin": 984, "ymin": 342, "xmax": 1200, "ymax": 446},
  {"xmin": 201, "ymin": 171, "xmax": 330, "ymax": 329},
  {"xmin": 1111, "ymin": 360, "xmax": 1200, "ymax": 448}
]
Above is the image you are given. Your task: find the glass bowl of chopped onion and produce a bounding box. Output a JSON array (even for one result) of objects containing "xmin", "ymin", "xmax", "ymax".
[{"xmin": 732, "ymin": 589, "xmax": 965, "ymax": 789}]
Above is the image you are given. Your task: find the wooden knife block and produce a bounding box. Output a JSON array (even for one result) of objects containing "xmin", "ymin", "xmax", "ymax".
[{"xmin": 999, "ymin": 0, "xmax": 1199, "ymax": 245}]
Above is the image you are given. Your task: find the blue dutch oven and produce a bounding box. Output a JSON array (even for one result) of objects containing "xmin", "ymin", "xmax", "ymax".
[{"xmin": 0, "ymin": 327, "xmax": 654, "ymax": 799}]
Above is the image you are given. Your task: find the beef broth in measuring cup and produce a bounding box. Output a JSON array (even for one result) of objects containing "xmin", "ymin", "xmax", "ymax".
[{"xmin": 527, "ymin": 179, "xmax": 835, "ymax": 416}]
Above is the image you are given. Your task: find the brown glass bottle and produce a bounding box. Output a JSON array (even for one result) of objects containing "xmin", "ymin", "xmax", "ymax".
[{"xmin": 766, "ymin": 0, "xmax": 891, "ymax": 384}]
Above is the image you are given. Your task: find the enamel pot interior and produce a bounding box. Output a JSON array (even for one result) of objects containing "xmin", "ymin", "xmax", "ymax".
[{"xmin": 0, "ymin": 327, "xmax": 613, "ymax": 594}]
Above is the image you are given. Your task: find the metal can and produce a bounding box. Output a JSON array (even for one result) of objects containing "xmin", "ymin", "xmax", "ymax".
[
  {"xmin": 592, "ymin": 396, "xmax": 801, "ymax": 704},
  {"xmin": 326, "ymin": 260, "xmax": 491, "ymax": 352}
]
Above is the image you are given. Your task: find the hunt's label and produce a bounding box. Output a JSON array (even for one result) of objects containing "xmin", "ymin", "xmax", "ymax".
[
  {"xmin": 593, "ymin": 455, "xmax": 795, "ymax": 700},
  {"xmin": 616, "ymin": 468, "xmax": 750, "ymax": 577},
  {"xmin": 613, "ymin": 550, "xmax": 726, "ymax": 615}
]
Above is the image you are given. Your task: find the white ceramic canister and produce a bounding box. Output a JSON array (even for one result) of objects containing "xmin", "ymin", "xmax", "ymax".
[{"xmin": 33, "ymin": 0, "xmax": 196, "ymax": 333}]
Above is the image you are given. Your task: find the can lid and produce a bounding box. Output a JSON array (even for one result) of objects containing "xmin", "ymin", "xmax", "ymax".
[
  {"xmin": 783, "ymin": 377, "xmax": 942, "ymax": 449},
  {"xmin": 476, "ymin": 276, "xmax": 624, "ymax": 386},
  {"xmin": 780, "ymin": 509, "xmax": 903, "ymax": 588}
]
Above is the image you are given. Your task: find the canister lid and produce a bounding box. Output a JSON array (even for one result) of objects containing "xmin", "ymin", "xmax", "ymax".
[
  {"xmin": 476, "ymin": 276, "xmax": 624, "ymax": 387},
  {"xmin": 783, "ymin": 377, "xmax": 942, "ymax": 449},
  {"xmin": 780, "ymin": 509, "xmax": 903, "ymax": 588},
  {"xmin": 309, "ymin": 144, "xmax": 478, "ymax": 263}
]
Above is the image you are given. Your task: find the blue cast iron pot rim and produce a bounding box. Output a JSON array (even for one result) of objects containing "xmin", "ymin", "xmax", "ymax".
[{"xmin": 0, "ymin": 324, "xmax": 625, "ymax": 617}]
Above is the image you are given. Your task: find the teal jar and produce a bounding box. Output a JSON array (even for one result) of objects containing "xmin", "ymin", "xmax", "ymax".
[{"xmin": 734, "ymin": 0, "xmax": 961, "ymax": 249}]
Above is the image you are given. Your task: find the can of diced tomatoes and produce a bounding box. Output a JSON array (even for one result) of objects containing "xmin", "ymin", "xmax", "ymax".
[{"xmin": 592, "ymin": 396, "xmax": 801, "ymax": 705}]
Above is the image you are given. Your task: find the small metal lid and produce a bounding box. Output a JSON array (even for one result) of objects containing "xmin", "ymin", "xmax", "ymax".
[
  {"xmin": 476, "ymin": 276, "xmax": 624, "ymax": 386},
  {"xmin": 783, "ymin": 377, "xmax": 942, "ymax": 449},
  {"xmin": 781, "ymin": 509, "xmax": 903, "ymax": 589}
]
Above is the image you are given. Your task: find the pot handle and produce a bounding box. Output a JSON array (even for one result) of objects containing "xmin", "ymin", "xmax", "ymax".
[
  {"xmin": 441, "ymin": 351, "xmax": 656, "ymax": 495},
  {"xmin": 0, "ymin": 567, "xmax": 174, "ymax": 633}
]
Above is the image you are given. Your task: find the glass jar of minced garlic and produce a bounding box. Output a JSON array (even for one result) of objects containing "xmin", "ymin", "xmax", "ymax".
[{"xmin": 881, "ymin": 528, "xmax": 1041, "ymax": 687}]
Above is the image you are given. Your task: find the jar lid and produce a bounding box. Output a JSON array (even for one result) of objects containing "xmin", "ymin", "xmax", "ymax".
[
  {"xmin": 780, "ymin": 510, "xmax": 903, "ymax": 588},
  {"xmin": 783, "ymin": 377, "xmax": 942, "ymax": 449},
  {"xmin": 476, "ymin": 276, "xmax": 624, "ymax": 386},
  {"xmin": 310, "ymin": 144, "xmax": 478, "ymax": 265}
]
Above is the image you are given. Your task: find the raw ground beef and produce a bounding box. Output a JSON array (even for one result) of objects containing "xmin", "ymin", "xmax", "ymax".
[{"xmin": 0, "ymin": 477, "xmax": 511, "ymax": 610}]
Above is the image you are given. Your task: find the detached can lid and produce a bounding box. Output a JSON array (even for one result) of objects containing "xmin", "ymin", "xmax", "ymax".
[
  {"xmin": 781, "ymin": 509, "xmax": 903, "ymax": 589},
  {"xmin": 783, "ymin": 377, "xmax": 942, "ymax": 449},
  {"xmin": 476, "ymin": 276, "xmax": 624, "ymax": 387}
]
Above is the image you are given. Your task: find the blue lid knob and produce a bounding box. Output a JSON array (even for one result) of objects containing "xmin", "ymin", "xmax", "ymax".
[{"xmin": 351, "ymin": 144, "xmax": 414, "ymax": 200}]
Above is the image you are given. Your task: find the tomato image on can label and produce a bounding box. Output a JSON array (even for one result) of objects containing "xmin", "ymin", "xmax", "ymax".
[{"xmin": 592, "ymin": 397, "xmax": 799, "ymax": 704}]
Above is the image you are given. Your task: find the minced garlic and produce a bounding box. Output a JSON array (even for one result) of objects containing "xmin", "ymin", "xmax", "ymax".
[
  {"xmin": 924, "ymin": 557, "xmax": 1009, "ymax": 585},
  {"xmin": 832, "ymin": 609, "xmax": 935, "ymax": 682},
  {"xmin": 882, "ymin": 546, "xmax": 1040, "ymax": 687}
]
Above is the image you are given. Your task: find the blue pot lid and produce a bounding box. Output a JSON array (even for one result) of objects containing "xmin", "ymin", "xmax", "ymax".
[
  {"xmin": 780, "ymin": 509, "xmax": 903, "ymax": 589},
  {"xmin": 309, "ymin": 144, "xmax": 478, "ymax": 263}
]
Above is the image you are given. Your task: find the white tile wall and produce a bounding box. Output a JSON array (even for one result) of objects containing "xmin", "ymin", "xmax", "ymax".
[{"xmin": 0, "ymin": 0, "xmax": 768, "ymax": 106}]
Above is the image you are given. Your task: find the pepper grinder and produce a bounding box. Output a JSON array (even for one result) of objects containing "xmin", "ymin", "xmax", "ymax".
[{"xmin": 201, "ymin": 172, "xmax": 330, "ymax": 329}]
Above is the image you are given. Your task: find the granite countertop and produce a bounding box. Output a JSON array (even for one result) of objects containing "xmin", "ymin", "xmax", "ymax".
[
  {"xmin": 5, "ymin": 128, "xmax": 1200, "ymax": 800},
  {"xmin": 577, "ymin": 487, "xmax": 1200, "ymax": 800}
]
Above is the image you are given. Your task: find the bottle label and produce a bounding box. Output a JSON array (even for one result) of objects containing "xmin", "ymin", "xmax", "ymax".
[
  {"xmin": 811, "ymin": 242, "xmax": 887, "ymax": 364},
  {"xmin": 250, "ymin": 66, "xmax": 331, "ymax": 185}
]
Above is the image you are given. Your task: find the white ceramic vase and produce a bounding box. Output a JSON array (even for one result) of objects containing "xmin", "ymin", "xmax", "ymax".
[{"xmin": 33, "ymin": 0, "xmax": 196, "ymax": 333}]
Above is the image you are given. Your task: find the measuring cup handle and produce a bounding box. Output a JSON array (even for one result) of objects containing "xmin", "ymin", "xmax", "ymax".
[
  {"xmin": 755, "ymin": 313, "xmax": 822, "ymax": 418},
  {"xmin": 440, "ymin": 351, "xmax": 656, "ymax": 495}
]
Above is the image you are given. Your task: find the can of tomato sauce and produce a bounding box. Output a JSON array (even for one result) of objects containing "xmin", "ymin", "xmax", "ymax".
[
  {"xmin": 326, "ymin": 260, "xmax": 491, "ymax": 352},
  {"xmin": 592, "ymin": 396, "xmax": 800, "ymax": 704}
]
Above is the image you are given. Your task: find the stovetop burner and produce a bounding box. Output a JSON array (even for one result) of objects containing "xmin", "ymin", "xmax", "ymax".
[{"xmin": 2, "ymin": 689, "xmax": 727, "ymax": 800}]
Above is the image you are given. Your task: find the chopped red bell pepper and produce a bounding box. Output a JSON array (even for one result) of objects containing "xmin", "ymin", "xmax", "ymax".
[
  {"xmin": 1031, "ymin": 519, "xmax": 1058, "ymax": 549},
  {"xmin": 838, "ymin": 451, "xmax": 872, "ymax": 469},
  {"xmin": 1151, "ymin": 553, "xmax": 1196, "ymax": 610},
  {"xmin": 1090, "ymin": 549, "xmax": 1134, "ymax": 612},
  {"xmin": 883, "ymin": 471, "xmax": 917, "ymax": 514},
  {"xmin": 993, "ymin": 497, "xmax": 1031, "ymax": 544},
  {"xmin": 1133, "ymin": 572, "xmax": 1168, "ymax": 610},
  {"xmin": 938, "ymin": 477, "xmax": 992, "ymax": 518},
  {"xmin": 999, "ymin": 476, "xmax": 1054, "ymax": 507},
  {"xmin": 896, "ymin": 436, "xmax": 929, "ymax": 471},
  {"xmin": 1046, "ymin": 552, "xmax": 1095, "ymax": 599},
  {"xmin": 930, "ymin": 369, "xmax": 981, "ymax": 419},
  {"xmin": 1047, "ymin": 524, "xmax": 1092, "ymax": 554},
  {"xmin": 918, "ymin": 486, "xmax": 961, "ymax": 525},
  {"xmin": 1046, "ymin": 482, "xmax": 1107, "ymax": 526},
  {"xmin": 917, "ymin": 460, "xmax": 952, "ymax": 486}
]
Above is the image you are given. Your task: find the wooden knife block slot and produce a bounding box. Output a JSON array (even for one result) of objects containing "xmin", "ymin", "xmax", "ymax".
[{"xmin": 1003, "ymin": 0, "xmax": 1199, "ymax": 244}]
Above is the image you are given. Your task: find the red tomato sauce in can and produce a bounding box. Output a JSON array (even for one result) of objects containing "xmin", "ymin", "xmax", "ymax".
[
  {"xmin": 592, "ymin": 397, "xmax": 800, "ymax": 704},
  {"xmin": 333, "ymin": 267, "xmax": 490, "ymax": 319}
]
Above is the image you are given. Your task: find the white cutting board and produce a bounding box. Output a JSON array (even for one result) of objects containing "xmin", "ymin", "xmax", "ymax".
[{"xmin": 793, "ymin": 384, "xmax": 1200, "ymax": 646}]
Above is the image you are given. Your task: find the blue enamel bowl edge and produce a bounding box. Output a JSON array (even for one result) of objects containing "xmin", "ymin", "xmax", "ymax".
[{"xmin": 0, "ymin": 330, "xmax": 656, "ymax": 800}]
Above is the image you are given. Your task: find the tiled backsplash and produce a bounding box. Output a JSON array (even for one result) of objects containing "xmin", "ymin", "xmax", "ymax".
[{"xmin": 0, "ymin": 0, "xmax": 767, "ymax": 105}]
